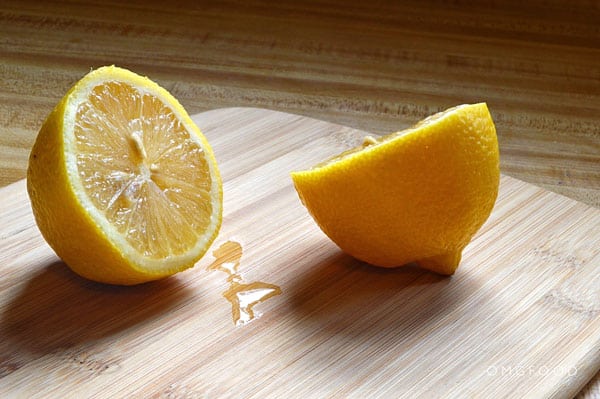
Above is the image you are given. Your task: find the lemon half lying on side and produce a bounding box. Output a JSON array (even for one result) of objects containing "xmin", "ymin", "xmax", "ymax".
[
  {"xmin": 27, "ymin": 66, "xmax": 222, "ymax": 285},
  {"xmin": 291, "ymin": 103, "xmax": 499, "ymax": 275}
]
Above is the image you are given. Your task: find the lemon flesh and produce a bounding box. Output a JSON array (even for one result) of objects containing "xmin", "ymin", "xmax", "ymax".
[
  {"xmin": 291, "ymin": 103, "xmax": 499, "ymax": 275},
  {"xmin": 27, "ymin": 66, "xmax": 222, "ymax": 285}
]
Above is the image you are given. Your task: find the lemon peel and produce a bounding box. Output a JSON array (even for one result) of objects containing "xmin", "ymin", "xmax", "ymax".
[{"xmin": 291, "ymin": 103, "xmax": 499, "ymax": 275}]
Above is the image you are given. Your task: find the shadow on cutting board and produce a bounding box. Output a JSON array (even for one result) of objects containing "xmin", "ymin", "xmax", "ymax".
[
  {"xmin": 285, "ymin": 250, "xmax": 479, "ymax": 343},
  {"xmin": 0, "ymin": 260, "xmax": 193, "ymax": 371}
]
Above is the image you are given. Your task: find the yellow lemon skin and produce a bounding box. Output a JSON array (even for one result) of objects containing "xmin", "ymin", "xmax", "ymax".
[
  {"xmin": 28, "ymin": 99, "xmax": 143, "ymax": 284},
  {"xmin": 291, "ymin": 103, "xmax": 499, "ymax": 275},
  {"xmin": 27, "ymin": 66, "xmax": 222, "ymax": 285}
]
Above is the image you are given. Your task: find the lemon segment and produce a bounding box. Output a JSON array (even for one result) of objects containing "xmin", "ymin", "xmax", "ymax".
[
  {"xmin": 291, "ymin": 103, "xmax": 499, "ymax": 275},
  {"xmin": 27, "ymin": 66, "xmax": 222, "ymax": 285}
]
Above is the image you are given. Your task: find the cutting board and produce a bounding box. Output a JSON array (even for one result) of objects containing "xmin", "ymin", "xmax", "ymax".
[{"xmin": 1, "ymin": 108, "xmax": 599, "ymax": 398}]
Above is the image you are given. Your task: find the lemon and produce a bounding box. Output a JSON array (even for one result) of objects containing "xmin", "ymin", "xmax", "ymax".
[
  {"xmin": 27, "ymin": 66, "xmax": 222, "ymax": 285},
  {"xmin": 291, "ymin": 103, "xmax": 499, "ymax": 275}
]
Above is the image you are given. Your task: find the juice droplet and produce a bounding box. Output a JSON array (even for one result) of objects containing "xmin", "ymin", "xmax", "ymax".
[
  {"xmin": 207, "ymin": 240, "xmax": 242, "ymax": 275},
  {"xmin": 224, "ymin": 281, "xmax": 282, "ymax": 326},
  {"xmin": 208, "ymin": 241, "xmax": 282, "ymax": 325}
]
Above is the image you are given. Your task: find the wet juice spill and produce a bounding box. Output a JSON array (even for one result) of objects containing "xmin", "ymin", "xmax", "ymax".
[
  {"xmin": 208, "ymin": 240, "xmax": 242, "ymax": 276},
  {"xmin": 208, "ymin": 241, "xmax": 281, "ymax": 325}
]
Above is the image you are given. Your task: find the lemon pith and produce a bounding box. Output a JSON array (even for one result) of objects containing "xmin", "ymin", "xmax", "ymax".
[
  {"xmin": 27, "ymin": 66, "xmax": 222, "ymax": 285},
  {"xmin": 291, "ymin": 103, "xmax": 499, "ymax": 275}
]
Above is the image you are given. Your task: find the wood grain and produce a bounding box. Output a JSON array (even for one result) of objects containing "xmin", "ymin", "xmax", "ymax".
[
  {"xmin": 0, "ymin": 0, "xmax": 599, "ymax": 209},
  {"xmin": 0, "ymin": 108, "xmax": 599, "ymax": 398}
]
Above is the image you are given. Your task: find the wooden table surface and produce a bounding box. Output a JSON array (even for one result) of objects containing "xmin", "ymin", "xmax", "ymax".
[{"xmin": 1, "ymin": 1, "xmax": 598, "ymax": 397}]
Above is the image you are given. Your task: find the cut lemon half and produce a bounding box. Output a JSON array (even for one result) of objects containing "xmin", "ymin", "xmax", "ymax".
[
  {"xmin": 291, "ymin": 103, "xmax": 499, "ymax": 275},
  {"xmin": 27, "ymin": 66, "xmax": 222, "ymax": 285}
]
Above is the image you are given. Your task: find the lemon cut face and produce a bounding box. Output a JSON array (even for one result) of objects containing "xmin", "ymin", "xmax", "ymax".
[
  {"xmin": 291, "ymin": 103, "xmax": 500, "ymax": 275},
  {"xmin": 28, "ymin": 66, "xmax": 222, "ymax": 285}
]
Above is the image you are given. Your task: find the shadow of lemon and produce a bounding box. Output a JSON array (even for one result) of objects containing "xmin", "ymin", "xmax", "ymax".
[
  {"xmin": 0, "ymin": 260, "xmax": 194, "ymax": 376},
  {"xmin": 284, "ymin": 249, "xmax": 478, "ymax": 341}
]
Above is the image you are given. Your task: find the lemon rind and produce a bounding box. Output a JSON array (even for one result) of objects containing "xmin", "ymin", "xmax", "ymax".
[{"xmin": 292, "ymin": 103, "xmax": 481, "ymax": 176}]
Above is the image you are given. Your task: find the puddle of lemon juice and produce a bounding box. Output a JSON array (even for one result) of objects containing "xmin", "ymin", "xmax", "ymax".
[
  {"xmin": 207, "ymin": 240, "xmax": 242, "ymax": 278},
  {"xmin": 207, "ymin": 241, "xmax": 282, "ymax": 325}
]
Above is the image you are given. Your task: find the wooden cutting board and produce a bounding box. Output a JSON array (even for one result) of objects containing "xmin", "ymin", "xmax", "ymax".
[{"xmin": 1, "ymin": 108, "xmax": 599, "ymax": 398}]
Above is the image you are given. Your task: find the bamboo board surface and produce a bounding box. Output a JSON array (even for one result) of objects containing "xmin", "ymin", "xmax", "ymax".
[{"xmin": 0, "ymin": 108, "xmax": 599, "ymax": 398}]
